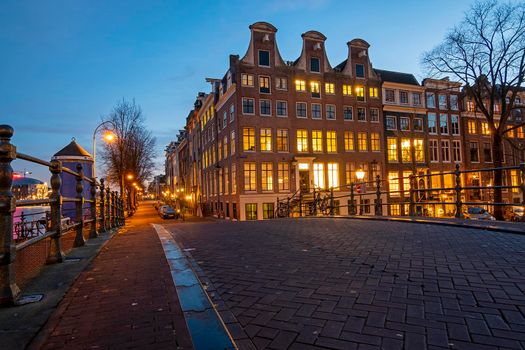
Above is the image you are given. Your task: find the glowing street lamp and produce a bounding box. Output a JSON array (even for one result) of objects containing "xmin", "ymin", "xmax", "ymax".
[
  {"xmin": 355, "ymin": 168, "xmax": 365, "ymax": 181},
  {"xmin": 92, "ymin": 121, "xmax": 117, "ymax": 179}
]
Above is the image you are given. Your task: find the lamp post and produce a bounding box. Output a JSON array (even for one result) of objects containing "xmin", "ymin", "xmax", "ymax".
[
  {"xmin": 92, "ymin": 121, "xmax": 117, "ymax": 179},
  {"xmin": 355, "ymin": 168, "xmax": 365, "ymax": 215}
]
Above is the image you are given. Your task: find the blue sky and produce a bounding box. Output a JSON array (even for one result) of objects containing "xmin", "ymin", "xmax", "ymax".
[{"xmin": 1, "ymin": 0, "xmax": 473, "ymax": 182}]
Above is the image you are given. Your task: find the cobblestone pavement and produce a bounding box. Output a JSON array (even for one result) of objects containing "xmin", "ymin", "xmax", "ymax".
[
  {"xmin": 166, "ymin": 218, "xmax": 525, "ymax": 350},
  {"xmin": 34, "ymin": 205, "xmax": 193, "ymax": 350}
]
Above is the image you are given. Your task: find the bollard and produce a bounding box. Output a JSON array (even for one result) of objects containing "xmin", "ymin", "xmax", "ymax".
[
  {"xmin": 0, "ymin": 125, "xmax": 21, "ymax": 304},
  {"xmin": 375, "ymin": 175, "xmax": 382, "ymax": 216},
  {"xmin": 408, "ymin": 174, "xmax": 415, "ymax": 216},
  {"xmin": 47, "ymin": 159, "xmax": 65, "ymax": 264},
  {"xmin": 455, "ymin": 164, "xmax": 464, "ymax": 218},
  {"xmin": 349, "ymin": 182, "xmax": 356, "ymax": 215},
  {"xmin": 100, "ymin": 179, "xmax": 106, "ymax": 232},
  {"xmin": 74, "ymin": 163, "xmax": 85, "ymax": 247},
  {"xmin": 89, "ymin": 179, "xmax": 98, "ymax": 239}
]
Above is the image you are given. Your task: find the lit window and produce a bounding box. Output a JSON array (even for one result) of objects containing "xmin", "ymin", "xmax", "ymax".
[
  {"xmin": 241, "ymin": 74, "xmax": 254, "ymax": 87},
  {"xmin": 389, "ymin": 172, "xmax": 400, "ymax": 197},
  {"xmin": 313, "ymin": 163, "xmax": 325, "ymax": 189},
  {"xmin": 387, "ymin": 137, "xmax": 398, "ymax": 162},
  {"xmin": 276, "ymin": 101, "xmax": 288, "ymax": 117},
  {"xmin": 369, "ymin": 87, "xmax": 379, "ymax": 98},
  {"xmin": 261, "ymin": 163, "xmax": 273, "ymax": 191},
  {"xmin": 243, "ymin": 127, "xmax": 255, "ymax": 151},
  {"xmin": 260, "ymin": 99, "xmax": 271, "ymax": 116},
  {"xmin": 326, "ymin": 131, "xmax": 337, "ymax": 153},
  {"xmin": 467, "ymin": 100, "xmax": 476, "ymax": 112},
  {"xmin": 295, "ymin": 80, "xmax": 306, "ymax": 92},
  {"xmin": 260, "ymin": 128, "xmax": 272, "ymax": 152},
  {"xmin": 327, "ymin": 163, "xmax": 339, "ymax": 189},
  {"xmin": 517, "ymin": 126, "xmax": 524, "ymax": 138},
  {"xmin": 310, "ymin": 57, "xmax": 320, "ymax": 72},
  {"xmin": 230, "ymin": 131, "xmax": 235, "ymax": 155},
  {"xmin": 371, "ymin": 133, "xmax": 380, "ymax": 152},
  {"xmin": 357, "ymin": 132, "xmax": 367, "ymax": 151},
  {"xmin": 259, "ymin": 76, "xmax": 270, "ymax": 93},
  {"xmin": 312, "ymin": 130, "xmax": 323, "ymax": 152},
  {"xmin": 245, "ymin": 203, "xmax": 257, "ymax": 220},
  {"xmin": 277, "ymin": 163, "xmax": 289, "ymax": 191},
  {"xmin": 355, "ymin": 86, "xmax": 365, "ymax": 101},
  {"xmin": 276, "ymin": 129, "xmax": 289, "ymax": 152},
  {"xmin": 242, "ymin": 98, "xmax": 254, "ymax": 114},
  {"xmin": 401, "ymin": 138, "xmax": 411, "ymax": 163},
  {"xmin": 325, "ymin": 83, "xmax": 335, "ymax": 94},
  {"xmin": 297, "ymin": 129, "xmax": 308, "ymax": 152},
  {"xmin": 311, "ymin": 81, "xmax": 321, "ymax": 98},
  {"xmin": 296, "ymin": 102, "xmax": 307, "ymax": 118},
  {"xmin": 244, "ymin": 163, "xmax": 256, "ymax": 191},
  {"xmin": 344, "ymin": 131, "xmax": 354, "ymax": 151},
  {"xmin": 276, "ymin": 77, "xmax": 287, "ymax": 90},
  {"xmin": 259, "ymin": 50, "xmax": 270, "ymax": 67},
  {"xmin": 312, "ymin": 103, "xmax": 322, "ymax": 119},
  {"xmin": 511, "ymin": 170, "xmax": 519, "ymax": 193},
  {"xmin": 326, "ymin": 104, "xmax": 336, "ymax": 120},
  {"xmin": 481, "ymin": 122, "xmax": 490, "ymax": 135},
  {"xmin": 414, "ymin": 139, "xmax": 424, "ymax": 162},
  {"xmin": 263, "ymin": 203, "xmax": 274, "ymax": 219},
  {"xmin": 343, "ymin": 106, "xmax": 353, "ymax": 121},
  {"xmin": 343, "ymin": 85, "xmax": 352, "ymax": 96}
]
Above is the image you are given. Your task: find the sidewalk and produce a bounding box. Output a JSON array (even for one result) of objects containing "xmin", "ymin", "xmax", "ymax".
[{"xmin": 30, "ymin": 204, "xmax": 193, "ymax": 350}]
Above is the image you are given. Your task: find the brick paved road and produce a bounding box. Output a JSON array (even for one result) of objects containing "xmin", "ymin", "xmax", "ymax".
[{"xmin": 166, "ymin": 218, "xmax": 525, "ymax": 350}]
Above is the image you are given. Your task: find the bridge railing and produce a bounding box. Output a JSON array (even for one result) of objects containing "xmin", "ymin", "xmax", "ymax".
[{"xmin": 0, "ymin": 125, "xmax": 125, "ymax": 306}]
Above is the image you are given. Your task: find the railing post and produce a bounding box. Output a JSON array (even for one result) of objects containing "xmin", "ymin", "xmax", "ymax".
[
  {"xmin": 455, "ymin": 163, "xmax": 464, "ymax": 218},
  {"xmin": 375, "ymin": 175, "xmax": 382, "ymax": 216},
  {"xmin": 47, "ymin": 159, "xmax": 65, "ymax": 264},
  {"xmin": 520, "ymin": 163, "xmax": 525, "ymax": 206},
  {"xmin": 118, "ymin": 195, "xmax": 123, "ymax": 226},
  {"xmin": 286, "ymin": 197, "xmax": 290, "ymax": 217},
  {"xmin": 299, "ymin": 192, "xmax": 303, "ymax": 217},
  {"xmin": 349, "ymin": 182, "xmax": 356, "ymax": 215},
  {"xmin": 0, "ymin": 125, "xmax": 21, "ymax": 304},
  {"xmin": 89, "ymin": 179, "xmax": 98, "ymax": 239},
  {"xmin": 111, "ymin": 191, "xmax": 117, "ymax": 228},
  {"xmin": 74, "ymin": 163, "xmax": 85, "ymax": 247},
  {"xmin": 106, "ymin": 185, "xmax": 112, "ymax": 229},
  {"xmin": 329, "ymin": 187, "xmax": 334, "ymax": 216},
  {"xmin": 100, "ymin": 178, "xmax": 106, "ymax": 232},
  {"xmin": 409, "ymin": 174, "xmax": 415, "ymax": 216}
]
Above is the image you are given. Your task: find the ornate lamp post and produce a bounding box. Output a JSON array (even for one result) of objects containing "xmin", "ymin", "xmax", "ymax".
[
  {"xmin": 355, "ymin": 168, "xmax": 365, "ymax": 215},
  {"xmin": 92, "ymin": 121, "xmax": 117, "ymax": 179}
]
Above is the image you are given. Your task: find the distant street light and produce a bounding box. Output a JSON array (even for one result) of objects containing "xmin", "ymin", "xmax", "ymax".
[
  {"xmin": 355, "ymin": 168, "xmax": 365, "ymax": 181},
  {"xmin": 92, "ymin": 121, "xmax": 117, "ymax": 179}
]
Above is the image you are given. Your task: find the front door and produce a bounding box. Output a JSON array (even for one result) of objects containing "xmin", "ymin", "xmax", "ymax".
[{"xmin": 299, "ymin": 170, "xmax": 310, "ymax": 193}]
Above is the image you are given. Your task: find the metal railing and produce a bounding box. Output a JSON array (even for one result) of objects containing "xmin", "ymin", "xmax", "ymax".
[{"xmin": 0, "ymin": 125, "xmax": 125, "ymax": 305}]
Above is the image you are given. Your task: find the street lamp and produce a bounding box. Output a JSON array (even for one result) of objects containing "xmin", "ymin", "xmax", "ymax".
[
  {"xmin": 92, "ymin": 121, "xmax": 117, "ymax": 179},
  {"xmin": 355, "ymin": 168, "xmax": 365, "ymax": 215},
  {"xmin": 355, "ymin": 168, "xmax": 365, "ymax": 181}
]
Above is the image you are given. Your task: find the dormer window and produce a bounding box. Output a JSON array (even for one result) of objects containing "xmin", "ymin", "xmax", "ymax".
[
  {"xmin": 310, "ymin": 57, "xmax": 320, "ymax": 73},
  {"xmin": 258, "ymin": 50, "xmax": 270, "ymax": 67},
  {"xmin": 355, "ymin": 64, "xmax": 365, "ymax": 78}
]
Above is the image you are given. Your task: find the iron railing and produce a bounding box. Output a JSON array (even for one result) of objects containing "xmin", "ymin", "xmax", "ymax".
[{"xmin": 0, "ymin": 125, "xmax": 125, "ymax": 305}]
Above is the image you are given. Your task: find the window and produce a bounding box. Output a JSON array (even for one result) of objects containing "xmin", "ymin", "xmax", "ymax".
[
  {"xmin": 244, "ymin": 163, "xmax": 256, "ymax": 191},
  {"xmin": 370, "ymin": 108, "xmax": 379, "ymax": 122},
  {"xmin": 224, "ymin": 166, "xmax": 229, "ymax": 194},
  {"xmin": 326, "ymin": 105, "xmax": 336, "ymax": 120},
  {"xmin": 357, "ymin": 107, "xmax": 366, "ymax": 121},
  {"xmin": 389, "ymin": 172, "xmax": 400, "ymax": 197},
  {"xmin": 312, "ymin": 130, "xmax": 323, "ymax": 152},
  {"xmin": 428, "ymin": 113, "xmax": 437, "ymax": 134},
  {"xmin": 259, "ymin": 76, "xmax": 270, "ymax": 94},
  {"xmin": 277, "ymin": 163, "xmax": 289, "ymax": 191},
  {"xmin": 386, "ymin": 116, "xmax": 396, "ymax": 130},
  {"xmin": 313, "ymin": 163, "xmax": 325, "ymax": 189},
  {"xmin": 439, "ymin": 94, "xmax": 447, "ymax": 109},
  {"xmin": 450, "ymin": 95, "xmax": 459, "ymax": 110},
  {"xmin": 387, "ymin": 138, "xmax": 398, "ymax": 162},
  {"xmin": 481, "ymin": 122, "xmax": 490, "ymax": 135},
  {"xmin": 414, "ymin": 139, "xmax": 424, "ymax": 162},
  {"xmin": 245, "ymin": 203, "xmax": 257, "ymax": 220},
  {"xmin": 439, "ymin": 114, "xmax": 448, "ymax": 134},
  {"xmin": 451, "ymin": 115, "xmax": 460, "ymax": 135},
  {"xmin": 223, "ymin": 136, "xmax": 228, "ymax": 159},
  {"xmin": 295, "ymin": 80, "xmax": 306, "ymax": 92},
  {"xmin": 343, "ymin": 106, "xmax": 353, "ymax": 121},
  {"xmin": 355, "ymin": 64, "xmax": 365, "ymax": 78},
  {"xmin": 401, "ymin": 138, "xmax": 411, "ymax": 163},
  {"xmin": 230, "ymin": 104, "xmax": 235, "ymax": 123},
  {"xmin": 263, "ymin": 203, "xmax": 274, "ymax": 219},
  {"xmin": 276, "ymin": 101, "xmax": 287, "ymax": 117},
  {"xmin": 312, "ymin": 103, "xmax": 322, "ymax": 119},
  {"xmin": 261, "ymin": 163, "xmax": 273, "ymax": 191},
  {"xmin": 358, "ymin": 132, "xmax": 367, "ymax": 151},
  {"xmin": 385, "ymin": 89, "xmax": 395, "ymax": 103},
  {"xmin": 325, "ymin": 83, "xmax": 335, "ymax": 94},
  {"xmin": 260, "ymin": 128, "xmax": 272, "ymax": 152},
  {"xmin": 297, "ymin": 129, "xmax": 308, "ymax": 152},
  {"xmin": 243, "ymin": 127, "xmax": 255, "ymax": 151},
  {"xmin": 230, "ymin": 131, "xmax": 235, "ymax": 155},
  {"xmin": 258, "ymin": 50, "xmax": 270, "ymax": 67},
  {"xmin": 371, "ymin": 133, "xmax": 380, "ymax": 152},
  {"xmin": 470, "ymin": 141, "xmax": 479, "ymax": 162},
  {"xmin": 231, "ymin": 164, "xmax": 236, "ymax": 194},
  {"xmin": 276, "ymin": 129, "xmax": 289, "ymax": 152},
  {"xmin": 369, "ymin": 87, "xmax": 379, "ymax": 98},
  {"xmin": 343, "ymin": 85, "xmax": 352, "ymax": 96},
  {"xmin": 441, "ymin": 140, "xmax": 450, "ymax": 162},
  {"xmin": 310, "ymin": 57, "xmax": 320, "ymax": 72},
  {"xmin": 296, "ymin": 102, "xmax": 307, "ymax": 118},
  {"xmin": 241, "ymin": 73, "xmax": 254, "ymax": 87},
  {"xmin": 223, "ymin": 111, "xmax": 227, "ymax": 127},
  {"xmin": 517, "ymin": 126, "xmax": 525, "ymax": 138},
  {"xmin": 242, "ymin": 98, "xmax": 255, "ymax": 114},
  {"xmin": 467, "ymin": 100, "xmax": 475, "ymax": 112},
  {"xmin": 400, "ymin": 91, "xmax": 409, "ymax": 104},
  {"xmin": 276, "ymin": 77, "xmax": 287, "ymax": 90},
  {"xmin": 453, "ymin": 140, "xmax": 461, "ymax": 162},
  {"xmin": 429, "ymin": 140, "xmax": 438, "ymax": 162},
  {"xmin": 483, "ymin": 142, "xmax": 492, "ymax": 162},
  {"xmin": 218, "ymin": 140, "xmax": 222, "ymax": 161},
  {"xmin": 355, "ymin": 86, "xmax": 365, "ymax": 101},
  {"xmin": 412, "ymin": 93, "xmax": 421, "ymax": 106},
  {"xmin": 311, "ymin": 81, "xmax": 320, "ymax": 98},
  {"xmin": 344, "ymin": 131, "xmax": 354, "ymax": 151},
  {"xmin": 400, "ymin": 117, "xmax": 410, "ymax": 131},
  {"xmin": 413, "ymin": 118, "xmax": 423, "ymax": 131},
  {"xmin": 260, "ymin": 99, "xmax": 271, "ymax": 116},
  {"xmin": 327, "ymin": 163, "xmax": 339, "ymax": 189},
  {"xmin": 426, "ymin": 92, "xmax": 436, "ymax": 108},
  {"xmin": 468, "ymin": 120, "xmax": 477, "ymax": 134},
  {"xmin": 327, "ymin": 131, "xmax": 337, "ymax": 153}
]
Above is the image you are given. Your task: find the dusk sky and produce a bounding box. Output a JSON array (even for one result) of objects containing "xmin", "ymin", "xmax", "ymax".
[{"xmin": 1, "ymin": 0, "xmax": 473, "ymax": 182}]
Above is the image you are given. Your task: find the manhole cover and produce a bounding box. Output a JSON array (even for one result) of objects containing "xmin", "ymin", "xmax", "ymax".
[{"xmin": 16, "ymin": 294, "xmax": 44, "ymax": 305}]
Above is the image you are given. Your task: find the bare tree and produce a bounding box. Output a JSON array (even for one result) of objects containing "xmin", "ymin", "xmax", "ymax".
[
  {"xmin": 100, "ymin": 99, "xmax": 156, "ymax": 196},
  {"xmin": 422, "ymin": 0, "xmax": 525, "ymax": 219}
]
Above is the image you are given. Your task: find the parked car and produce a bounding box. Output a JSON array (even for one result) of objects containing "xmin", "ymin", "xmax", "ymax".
[
  {"xmin": 159, "ymin": 205, "xmax": 176, "ymax": 219},
  {"xmin": 464, "ymin": 207, "xmax": 496, "ymax": 221},
  {"xmin": 504, "ymin": 206, "xmax": 525, "ymax": 222}
]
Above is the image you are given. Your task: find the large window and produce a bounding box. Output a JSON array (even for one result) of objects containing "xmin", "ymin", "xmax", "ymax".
[
  {"xmin": 429, "ymin": 140, "xmax": 438, "ymax": 162},
  {"xmin": 387, "ymin": 138, "xmax": 398, "ymax": 162},
  {"xmin": 400, "ymin": 91, "xmax": 409, "ymax": 104},
  {"xmin": 344, "ymin": 131, "xmax": 354, "ymax": 151},
  {"xmin": 453, "ymin": 140, "xmax": 461, "ymax": 162},
  {"xmin": 258, "ymin": 50, "xmax": 270, "ymax": 67},
  {"xmin": 276, "ymin": 101, "xmax": 287, "ymax": 117},
  {"xmin": 481, "ymin": 122, "xmax": 490, "ymax": 135},
  {"xmin": 441, "ymin": 140, "xmax": 450, "ymax": 162},
  {"xmin": 355, "ymin": 64, "xmax": 365, "ymax": 78},
  {"xmin": 276, "ymin": 129, "xmax": 289, "ymax": 152},
  {"xmin": 296, "ymin": 102, "xmax": 307, "ymax": 118},
  {"xmin": 262, "ymin": 203, "xmax": 274, "ymax": 219},
  {"xmin": 243, "ymin": 127, "xmax": 255, "ymax": 151},
  {"xmin": 428, "ymin": 113, "xmax": 437, "ymax": 134},
  {"xmin": 311, "ymin": 81, "xmax": 321, "ymax": 98},
  {"xmin": 242, "ymin": 98, "xmax": 254, "ymax": 114},
  {"xmin": 343, "ymin": 84, "xmax": 352, "ymax": 96},
  {"xmin": 414, "ymin": 139, "xmax": 424, "ymax": 162},
  {"xmin": 357, "ymin": 107, "xmax": 366, "ymax": 121},
  {"xmin": 295, "ymin": 80, "xmax": 306, "ymax": 92},
  {"xmin": 244, "ymin": 163, "xmax": 256, "ymax": 191},
  {"xmin": 400, "ymin": 117, "xmax": 410, "ymax": 131},
  {"xmin": 450, "ymin": 95, "xmax": 459, "ymax": 110},
  {"xmin": 401, "ymin": 138, "xmax": 411, "ymax": 163},
  {"xmin": 297, "ymin": 129, "xmax": 308, "ymax": 152},
  {"xmin": 276, "ymin": 77, "xmax": 287, "ymax": 90},
  {"xmin": 312, "ymin": 130, "xmax": 323, "ymax": 152},
  {"xmin": 355, "ymin": 86, "xmax": 365, "ymax": 101},
  {"xmin": 241, "ymin": 73, "xmax": 254, "ymax": 87},
  {"xmin": 343, "ymin": 106, "xmax": 353, "ymax": 121},
  {"xmin": 277, "ymin": 163, "xmax": 289, "ymax": 191},
  {"xmin": 385, "ymin": 89, "xmax": 395, "ymax": 102},
  {"xmin": 386, "ymin": 116, "xmax": 396, "ymax": 130},
  {"xmin": 310, "ymin": 57, "xmax": 320, "ymax": 72},
  {"xmin": 371, "ymin": 133, "xmax": 380, "ymax": 152},
  {"xmin": 326, "ymin": 105, "xmax": 336, "ymax": 120},
  {"xmin": 468, "ymin": 120, "xmax": 477, "ymax": 134},
  {"xmin": 389, "ymin": 172, "xmax": 400, "ymax": 197},
  {"xmin": 313, "ymin": 163, "xmax": 325, "ymax": 189},
  {"xmin": 325, "ymin": 83, "xmax": 335, "ymax": 94},
  {"xmin": 261, "ymin": 163, "xmax": 273, "ymax": 191},
  {"xmin": 470, "ymin": 141, "xmax": 479, "ymax": 162},
  {"xmin": 439, "ymin": 114, "xmax": 448, "ymax": 134},
  {"xmin": 426, "ymin": 92, "xmax": 436, "ymax": 108},
  {"xmin": 312, "ymin": 103, "xmax": 322, "ymax": 119},
  {"xmin": 260, "ymin": 128, "xmax": 272, "ymax": 152},
  {"xmin": 370, "ymin": 108, "xmax": 379, "ymax": 122},
  {"xmin": 260, "ymin": 99, "xmax": 271, "ymax": 116},
  {"xmin": 451, "ymin": 115, "xmax": 460, "ymax": 135},
  {"xmin": 259, "ymin": 76, "xmax": 270, "ymax": 94},
  {"xmin": 245, "ymin": 203, "xmax": 257, "ymax": 220},
  {"xmin": 439, "ymin": 94, "xmax": 447, "ymax": 109},
  {"xmin": 327, "ymin": 163, "xmax": 339, "ymax": 189},
  {"xmin": 369, "ymin": 87, "xmax": 379, "ymax": 98},
  {"xmin": 327, "ymin": 131, "xmax": 337, "ymax": 153},
  {"xmin": 358, "ymin": 132, "xmax": 367, "ymax": 151},
  {"xmin": 231, "ymin": 164, "xmax": 236, "ymax": 194}
]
